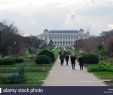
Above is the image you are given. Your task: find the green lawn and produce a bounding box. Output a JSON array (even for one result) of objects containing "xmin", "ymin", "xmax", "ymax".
[
  {"xmin": 0, "ymin": 60, "xmax": 53, "ymax": 86},
  {"xmin": 0, "ymin": 72, "xmax": 48, "ymax": 86},
  {"xmin": 94, "ymin": 72, "xmax": 113, "ymax": 79},
  {"xmin": 85, "ymin": 63, "xmax": 113, "ymax": 86},
  {"xmin": 85, "ymin": 64, "xmax": 99, "ymax": 70},
  {"xmin": 0, "ymin": 61, "xmax": 53, "ymax": 73},
  {"xmin": 0, "ymin": 47, "xmax": 59, "ymax": 86}
]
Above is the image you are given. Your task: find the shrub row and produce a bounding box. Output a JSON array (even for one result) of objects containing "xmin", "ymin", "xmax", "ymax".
[
  {"xmin": 0, "ymin": 58, "xmax": 15, "ymax": 65},
  {"xmin": 0, "ymin": 65, "xmax": 26, "ymax": 84},
  {"xmin": 87, "ymin": 61, "xmax": 113, "ymax": 72},
  {"xmin": 15, "ymin": 58, "xmax": 24, "ymax": 63},
  {"xmin": 0, "ymin": 57, "xmax": 24, "ymax": 65},
  {"xmin": 99, "ymin": 61, "xmax": 113, "ymax": 72},
  {"xmin": 0, "ymin": 73, "xmax": 26, "ymax": 84},
  {"xmin": 83, "ymin": 53, "xmax": 99, "ymax": 64}
]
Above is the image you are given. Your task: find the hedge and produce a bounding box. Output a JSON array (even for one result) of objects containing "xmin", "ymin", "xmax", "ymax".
[
  {"xmin": 0, "ymin": 57, "xmax": 24, "ymax": 65},
  {"xmin": 0, "ymin": 58, "xmax": 15, "ymax": 65},
  {"xmin": 35, "ymin": 55, "xmax": 51, "ymax": 64},
  {"xmin": 83, "ymin": 53, "xmax": 99, "ymax": 64},
  {"xmin": 38, "ymin": 50, "xmax": 55, "ymax": 62}
]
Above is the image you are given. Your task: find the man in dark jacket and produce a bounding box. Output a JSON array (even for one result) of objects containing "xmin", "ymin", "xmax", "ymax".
[
  {"xmin": 70, "ymin": 54, "xmax": 76, "ymax": 70},
  {"xmin": 65, "ymin": 54, "xmax": 69, "ymax": 66},
  {"xmin": 78, "ymin": 56, "xmax": 84, "ymax": 70},
  {"xmin": 59, "ymin": 51, "xmax": 66, "ymax": 66}
]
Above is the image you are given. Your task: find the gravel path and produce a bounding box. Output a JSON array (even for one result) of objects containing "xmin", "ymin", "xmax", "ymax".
[{"xmin": 43, "ymin": 58, "xmax": 106, "ymax": 86}]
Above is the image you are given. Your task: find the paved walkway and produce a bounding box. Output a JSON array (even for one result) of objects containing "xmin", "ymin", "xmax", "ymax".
[{"xmin": 43, "ymin": 58, "xmax": 106, "ymax": 86}]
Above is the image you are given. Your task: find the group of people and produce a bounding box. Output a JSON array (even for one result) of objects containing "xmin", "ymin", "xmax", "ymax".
[{"xmin": 59, "ymin": 49, "xmax": 84, "ymax": 70}]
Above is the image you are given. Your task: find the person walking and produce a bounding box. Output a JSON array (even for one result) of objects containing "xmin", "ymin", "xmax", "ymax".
[
  {"xmin": 70, "ymin": 54, "xmax": 76, "ymax": 70},
  {"xmin": 65, "ymin": 53, "xmax": 69, "ymax": 66},
  {"xmin": 59, "ymin": 50, "xmax": 65, "ymax": 66},
  {"xmin": 78, "ymin": 56, "xmax": 84, "ymax": 70}
]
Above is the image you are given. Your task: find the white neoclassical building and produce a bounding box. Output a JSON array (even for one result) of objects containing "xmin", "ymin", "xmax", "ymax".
[{"xmin": 38, "ymin": 29, "xmax": 90, "ymax": 46}]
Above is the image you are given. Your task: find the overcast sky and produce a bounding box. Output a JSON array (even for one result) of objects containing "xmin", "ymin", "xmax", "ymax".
[{"xmin": 0, "ymin": 0, "xmax": 113, "ymax": 36}]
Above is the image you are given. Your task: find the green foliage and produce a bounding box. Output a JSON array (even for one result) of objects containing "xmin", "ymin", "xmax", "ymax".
[
  {"xmin": 52, "ymin": 47, "xmax": 60, "ymax": 59},
  {"xmin": 38, "ymin": 50, "xmax": 55, "ymax": 62},
  {"xmin": 0, "ymin": 57, "xmax": 24, "ymax": 65},
  {"xmin": 0, "ymin": 57, "xmax": 15, "ymax": 65},
  {"xmin": 99, "ymin": 61, "xmax": 113, "ymax": 72},
  {"xmin": 98, "ymin": 44, "xmax": 104, "ymax": 51},
  {"xmin": 87, "ymin": 65, "xmax": 101, "ymax": 72},
  {"xmin": 86, "ymin": 61, "xmax": 113, "ymax": 72},
  {"xmin": 15, "ymin": 58, "xmax": 24, "ymax": 63},
  {"xmin": 18, "ymin": 65, "xmax": 25, "ymax": 76},
  {"xmin": 0, "ymin": 65, "xmax": 26, "ymax": 84},
  {"xmin": 35, "ymin": 55, "xmax": 51, "ymax": 64},
  {"xmin": 0, "ymin": 73, "xmax": 26, "ymax": 84},
  {"xmin": 83, "ymin": 53, "xmax": 99, "ymax": 64}
]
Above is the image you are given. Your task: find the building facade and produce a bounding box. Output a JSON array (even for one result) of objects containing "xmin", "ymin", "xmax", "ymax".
[{"xmin": 38, "ymin": 29, "xmax": 89, "ymax": 46}]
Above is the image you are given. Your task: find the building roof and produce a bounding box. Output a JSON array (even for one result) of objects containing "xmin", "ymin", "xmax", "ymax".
[{"xmin": 47, "ymin": 30, "xmax": 79, "ymax": 33}]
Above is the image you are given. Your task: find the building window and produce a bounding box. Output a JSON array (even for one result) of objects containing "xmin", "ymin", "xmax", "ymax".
[
  {"xmin": 53, "ymin": 41, "xmax": 54, "ymax": 44},
  {"xmin": 60, "ymin": 41, "xmax": 62, "ymax": 45},
  {"xmin": 57, "ymin": 36, "xmax": 59, "ymax": 39},
  {"xmin": 68, "ymin": 36, "xmax": 70, "ymax": 39},
  {"xmin": 54, "ymin": 41, "xmax": 56, "ymax": 45},
  {"xmin": 49, "ymin": 36, "xmax": 51, "ymax": 39},
  {"xmin": 60, "ymin": 36, "xmax": 62, "ymax": 39},
  {"xmin": 74, "ymin": 36, "xmax": 76, "ymax": 39},
  {"xmin": 68, "ymin": 41, "xmax": 70, "ymax": 45},
  {"xmin": 54, "ymin": 36, "xmax": 56, "ymax": 39},
  {"xmin": 63, "ymin": 41, "xmax": 65, "ymax": 45},
  {"xmin": 58, "ymin": 41, "xmax": 59, "ymax": 45},
  {"xmin": 52, "ymin": 35, "xmax": 54, "ymax": 39},
  {"xmin": 71, "ymin": 41, "xmax": 73, "ymax": 44},
  {"xmin": 71, "ymin": 36, "xmax": 73, "ymax": 39},
  {"xmin": 56, "ymin": 41, "xmax": 58, "ymax": 45}
]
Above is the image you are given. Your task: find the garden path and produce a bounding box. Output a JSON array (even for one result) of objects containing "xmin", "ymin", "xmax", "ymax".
[{"xmin": 43, "ymin": 58, "xmax": 106, "ymax": 86}]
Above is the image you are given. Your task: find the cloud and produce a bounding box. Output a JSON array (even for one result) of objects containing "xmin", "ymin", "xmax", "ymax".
[
  {"xmin": 0, "ymin": 0, "xmax": 113, "ymax": 36},
  {"xmin": 108, "ymin": 24, "xmax": 113, "ymax": 30}
]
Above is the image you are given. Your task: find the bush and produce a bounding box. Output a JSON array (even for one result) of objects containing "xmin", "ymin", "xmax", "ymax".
[
  {"xmin": 0, "ymin": 73, "xmax": 26, "ymax": 84},
  {"xmin": 0, "ymin": 57, "xmax": 24, "ymax": 65},
  {"xmin": 38, "ymin": 50, "xmax": 55, "ymax": 62},
  {"xmin": 18, "ymin": 65, "xmax": 25, "ymax": 76},
  {"xmin": 87, "ymin": 61, "xmax": 113, "ymax": 72},
  {"xmin": 83, "ymin": 53, "xmax": 99, "ymax": 64},
  {"xmin": 99, "ymin": 61, "xmax": 113, "ymax": 72},
  {"xmin": 0, "ymin": 65, "xmax": 26, "ymax": 84},
  {"xmin": 15, "ymin": 58, "xmax": 24, "ymax": 63},
  {"xmin": 0, "ymin": 57, "xmax": 15, "ymax": 65},
  {"xmin": 87, "ymin": 65, "xmax": 101, "ymax": 72},
  {"xmin": 35, "ymin": 55, "xmax": 51, "ymax": 64}
]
